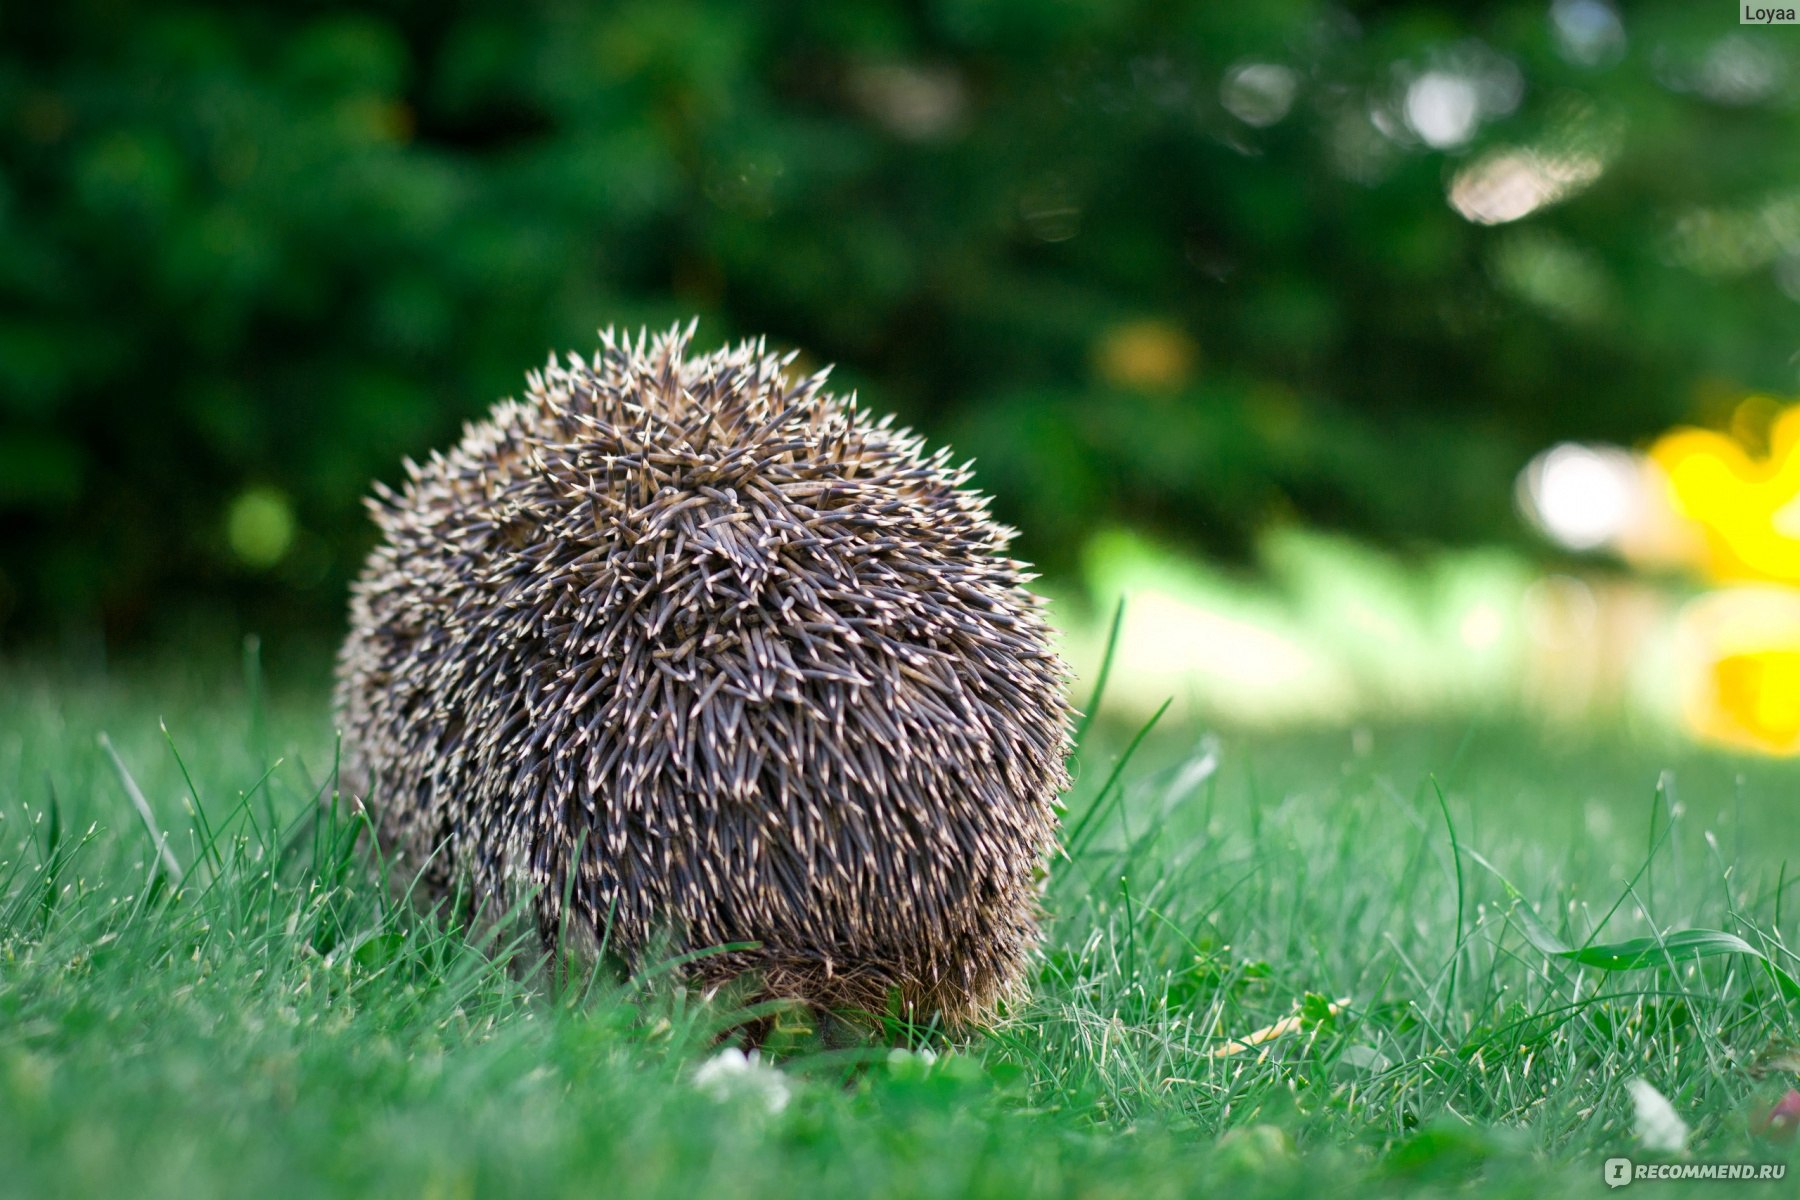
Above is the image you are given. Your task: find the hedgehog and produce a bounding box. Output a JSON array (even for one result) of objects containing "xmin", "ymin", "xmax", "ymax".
[{"xmin": 334, "ymin": 324, "xmax": 1071, "ymax": 1028}]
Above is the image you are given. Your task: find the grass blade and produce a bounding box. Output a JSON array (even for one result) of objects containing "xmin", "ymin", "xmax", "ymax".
[
  {"xmin": 99, "ymin": 731, "xmax": 184, "ymax": 883},
  {"xmin": 1432, "ymin": 778, "xmax": 1466, "ymax": 1020},
  {"xmin": 1072, "ymin": 596, "xmax": 1126, "ymax": 755},
  {"xmin": 162, "ymin": 720, "xmax": 226, "ymax": 882},
  {"xmin": 1062, "ymin": 695, "xmax": 1171, "ymax": 861},
  {"xmin": 38, "ymin": 776, "xmax": 62, "ymax": 928}
]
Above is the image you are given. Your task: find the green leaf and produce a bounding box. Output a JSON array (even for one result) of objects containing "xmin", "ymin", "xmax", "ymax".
[{"xmin": 1467, "ymin": 849, "xmax": 1800, "ymax": 1004}]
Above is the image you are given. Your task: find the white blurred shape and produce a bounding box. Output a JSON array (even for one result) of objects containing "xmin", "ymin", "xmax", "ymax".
[
  {"xmin": 1697, "ymin": 35, "xmax": 1783, "ymax": 106},
  {"xmin": 1552, "ymin": 0, "xmax": 1625, "ymax": 67},
  {"xmin": 693, "ymin": 1048, "xmax": 791, "ymax": 1114},
  {"xmin": 1627, "ymin": 1078, "xmax": 1691, "ymax": 1154},
  {"xmin": 847, "ymin": 63, "xmax": 967, "ymax": 140},
  {"xmin": 1450, "ymin": 147, "xmax": 1604, "ymax": 225},
  {"xmin": 1458, "ymin": 603, "xmax": 1505, "ymax": 650},
  {"xmin": 1518, "ymin": 443, "xmax": 1642, "ymax": 551},
  {"xmin": 1125, "ymin": 593, "xmax": 1323, "ymax": 691},
  {"xmin": 1405, "ymin": 71, "xmax": 1481, "ymax": 148},
  {"xmin": 1221, "ymin": 63, "xmax": 1298, "ymax": 127},
  {"xmin": 1771, "ymin": 494, "xmax": 1800, "ymax": 539},
  {"xmin": 1162, "ymin": 737, "xmax": 1220, "ymax": 810}
]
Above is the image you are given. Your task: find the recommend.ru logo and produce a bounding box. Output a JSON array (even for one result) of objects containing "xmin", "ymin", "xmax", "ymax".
[{"xmin": 1603, "ymin": 1157, "xmax": 1788, "ymax": 1187}]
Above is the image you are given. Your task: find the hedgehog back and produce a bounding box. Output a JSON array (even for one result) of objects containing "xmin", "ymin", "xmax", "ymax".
[{"xmin": 334, "ymin": 328, "xmax": 1071, "ymax": 1025}]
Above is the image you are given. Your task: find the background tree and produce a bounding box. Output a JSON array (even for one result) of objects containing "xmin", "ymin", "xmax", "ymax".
[{"xmin": 2, "ymin": 0, "xmax": 1795, "ymax": 639}]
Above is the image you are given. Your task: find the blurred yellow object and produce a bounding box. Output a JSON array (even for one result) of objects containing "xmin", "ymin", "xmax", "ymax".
[
  {"xmin": 1710, "ymin": 652, "xmax": 1800, "ymax": 754},
  {"xmin": 1674, "ymin": 588, "xmax": 1800, "ymax": 755},
  {"xmin": 1094, "ymin": 319, "xmax": 1198, "ymax": 392},
  {"xmin": 1651, "ymin": 399, "xmax": 1800, "ymax": 585}
]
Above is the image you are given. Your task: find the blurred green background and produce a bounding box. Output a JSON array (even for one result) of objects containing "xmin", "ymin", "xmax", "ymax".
[{"xmin": 3, "ymin": 0, "xmax": 1797, "ymax": 646}]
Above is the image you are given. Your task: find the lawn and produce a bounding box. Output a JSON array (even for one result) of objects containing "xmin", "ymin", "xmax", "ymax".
[{"xmin": 1, "ymin": 648, "xmax": 1796, "ymax": 1198}]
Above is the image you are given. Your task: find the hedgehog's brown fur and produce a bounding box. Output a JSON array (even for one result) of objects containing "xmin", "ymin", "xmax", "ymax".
[{"xmin": 334, "ymin": 324, "xmax": 1071, "ymax": 1027}]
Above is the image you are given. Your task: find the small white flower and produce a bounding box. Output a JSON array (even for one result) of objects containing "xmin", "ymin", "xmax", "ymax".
[
  {"xmin": 693, "ymin": 1048, "xmax": 791, "ymax": 1114},
  {"xmin": 887, "ymin": 1047, "xmax": 938, "ymax": 1066}
]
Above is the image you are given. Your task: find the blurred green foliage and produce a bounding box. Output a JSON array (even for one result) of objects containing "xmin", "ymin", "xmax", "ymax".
[{"xmin": 3, "ymin": 1, "xmax": 1798, "ymax": 638}]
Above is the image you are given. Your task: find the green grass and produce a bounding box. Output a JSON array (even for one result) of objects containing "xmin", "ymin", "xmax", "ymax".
[{"xmin": 1, "ymin": 651, "xmax": 1796, "ymax": 1199}]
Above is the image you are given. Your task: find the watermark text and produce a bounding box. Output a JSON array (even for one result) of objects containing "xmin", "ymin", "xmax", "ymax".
[{"xmin": 1605, "ymin": 1157, "xmax": 1786, "ymax": 1187}]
